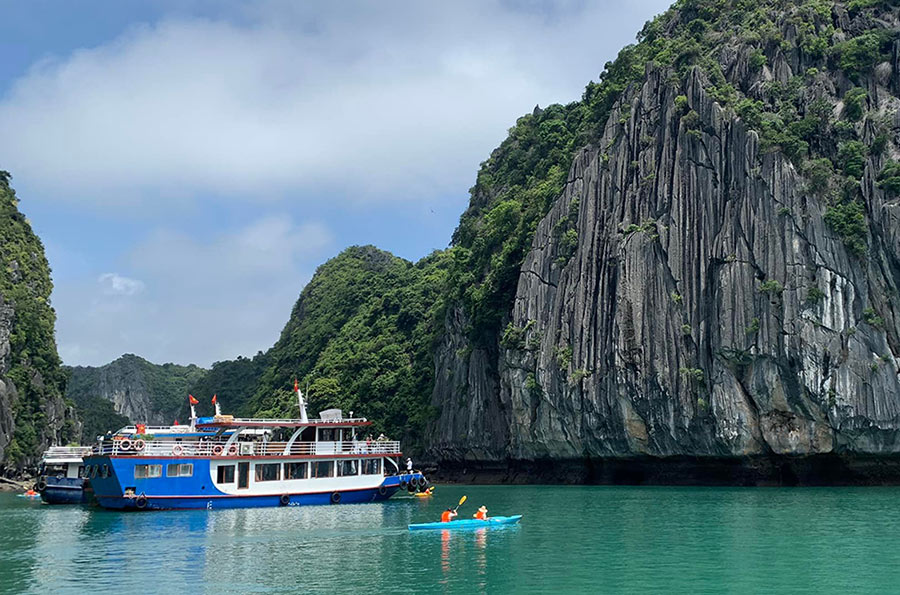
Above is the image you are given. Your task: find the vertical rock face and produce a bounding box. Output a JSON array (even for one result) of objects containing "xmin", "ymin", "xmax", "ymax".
[
  {"xmin": 0, "ymin": 174, "xmax": 77, "ymax": 472},
  {"xmin": 431, "ymin": 2, "xmax": 900, "ymax": 478}
]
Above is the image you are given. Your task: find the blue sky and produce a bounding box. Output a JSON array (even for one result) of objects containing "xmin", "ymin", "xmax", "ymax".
[{"xmin": 0, "ymin": 0, "xmax": 671, "ymax": 367}]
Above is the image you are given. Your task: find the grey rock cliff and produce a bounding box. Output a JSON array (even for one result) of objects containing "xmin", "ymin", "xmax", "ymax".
[{"xmin": 431, "ymin": 13, "xmax": 900, "ymax": 478}]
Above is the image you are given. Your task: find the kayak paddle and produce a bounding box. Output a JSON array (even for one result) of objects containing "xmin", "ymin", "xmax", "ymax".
[{"xmin": 454, "ymin": 495, "xmax": 467, "ymax": 512}]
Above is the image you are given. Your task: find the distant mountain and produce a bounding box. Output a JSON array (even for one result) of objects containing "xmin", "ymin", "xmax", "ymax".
[{"xmin": 65, "ymin": 354, "xmax": 205, "ymax": 440}]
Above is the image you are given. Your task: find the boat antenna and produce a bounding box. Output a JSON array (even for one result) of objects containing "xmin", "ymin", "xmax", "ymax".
[{"xmin": 295, "ymin": 379, "xmax": 309, "ymax": 423}]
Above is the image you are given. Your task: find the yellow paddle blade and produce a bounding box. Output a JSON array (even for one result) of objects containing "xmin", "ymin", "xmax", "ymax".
[{"xmin": 458, "ymin": 495, "xmax": 467, "ymax": 507}]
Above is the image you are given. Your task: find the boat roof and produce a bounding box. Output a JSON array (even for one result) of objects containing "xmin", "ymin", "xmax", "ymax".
[
  {"xmin": 41, "ymin": 446, "xmax": 92, "ymax": 464},
  {"xmin": 195, "ymin": 416, "xmax": 372, "ymax": 429}
]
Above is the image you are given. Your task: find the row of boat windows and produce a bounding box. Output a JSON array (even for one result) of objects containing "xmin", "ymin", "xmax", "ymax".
[
  {"xmin": 134, "ymin": 464, "xmax": 194, "ymax": 479},
  {"xmin": 216, "ymin": 459, "xmax": 382, "ymax": 484}
]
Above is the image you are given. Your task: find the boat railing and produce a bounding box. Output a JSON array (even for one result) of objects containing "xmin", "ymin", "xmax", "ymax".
[
  {"xmin": 197, "ymin": 417, "xmax": 370, "ymax": 426},
  {"xmin": 92, "ymin": 439, "xmax": 401, "ymax": 457}
]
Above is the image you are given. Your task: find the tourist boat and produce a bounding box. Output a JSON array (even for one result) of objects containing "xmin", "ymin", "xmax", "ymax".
[
  {"xmin": 84, "ymin": 384, "xmax": 427, "ymax": 510},
  {"xmin": 36, "ymin": 446, "xmax": 93, "ymax": 504}
]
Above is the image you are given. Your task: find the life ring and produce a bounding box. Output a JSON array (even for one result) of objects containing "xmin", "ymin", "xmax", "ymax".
[
  {"xmin": 120, "ymin": 439, "xmax": 132, "ymax": 451},
  {"xmin": 280, "ymin": 494, "xmax": 290, "ymax": 506},
  {"xmin": 378, "ymin": 485, "xmax": 387, "ymax": 496},
  {"xmin": 330, "ymin": 492, "xmax": 341, "ymax": 504},
  {"xmin": 172, "ymin": 444, "xmax": 184, "ymax": 456},
  {"xmin": 212, "ymin": 445, "xmax": 224, "ymax": 456},
  {"xmin": 399, "ymin": 480, "xmax": 408, "ymax": 490},
  {"xmin": 227, "ymin": 445, "xmax": 238, "ymax": 456},
  {"xmin": 135, "ymin": 495, "xmax": 148, "ymax": 509},
  {"xmin": 133, "ymin": 439, "xmax": 146, "ymax": 452},
  {"xmin": 36, "ymin": 479, "xmax": 47, "ymax": 492}
]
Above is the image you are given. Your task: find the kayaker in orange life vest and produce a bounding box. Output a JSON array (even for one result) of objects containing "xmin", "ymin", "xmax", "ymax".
[
  {"xmin": 441, "ymin": 508, "xmax": 457, "ymax": 522},
  {"xmin": 474, "ymin": 505, "xmax": 488, "ymax": 520}
]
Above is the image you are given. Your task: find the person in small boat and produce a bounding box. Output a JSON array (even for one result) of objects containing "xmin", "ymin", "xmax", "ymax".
[
  {"xmin": 441, "ymin": 508, "xmax": 457, "ymax": 522},
  {"xmin": 474, "ymin": 505, "xmax": 488, "ymax": 520}
]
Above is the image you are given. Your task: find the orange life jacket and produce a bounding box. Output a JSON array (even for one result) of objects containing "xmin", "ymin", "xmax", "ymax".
[
  {"xmin": 475, "ymin": 510, "xmax": 487, "ymax": 520},
  {"xmin": 441, "ymin": 510, "xmax": 454, "ymax": 522}
]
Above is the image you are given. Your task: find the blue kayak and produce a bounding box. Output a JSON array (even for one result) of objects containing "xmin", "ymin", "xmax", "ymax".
[{"xmin": 408, "ymin": 515, "xmax": 523, "ymax": 531}]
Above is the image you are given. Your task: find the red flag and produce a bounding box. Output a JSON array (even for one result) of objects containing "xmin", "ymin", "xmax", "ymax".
[
  {"xmin": 188, "ymin": 395, "xmax": 199, "ymax": 405},
  {"xmin": 294, "ymin": 379, "xmax": 299, "ymax": 392},
  {"xmin": 211, "ymin": 394, "xmax": 217, "ymax": 404},
  {"xmin": 173, "ymin": 419, "xmax": 179, "ymax": 425}
]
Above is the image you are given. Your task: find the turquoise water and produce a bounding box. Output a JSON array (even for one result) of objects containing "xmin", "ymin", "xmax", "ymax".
[{"xmin": 2, "ymin": 485, "xmax": 900, "ymax": 593}]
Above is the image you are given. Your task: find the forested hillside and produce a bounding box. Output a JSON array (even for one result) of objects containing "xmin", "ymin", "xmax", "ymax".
[{"xmin": 0, "ymin": 172, "xmax": 76, "ymax": 472}]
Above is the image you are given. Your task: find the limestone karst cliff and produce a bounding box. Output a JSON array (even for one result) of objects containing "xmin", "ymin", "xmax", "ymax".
[
  {"xmin": 0, "ymin": 172, "xmax": 77, "ymax": 472},
  {"xmin": 430, "ymin": 0, "xmax": 900, "ymax": 482}
]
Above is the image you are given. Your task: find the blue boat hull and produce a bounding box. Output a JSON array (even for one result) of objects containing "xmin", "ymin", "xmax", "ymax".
[
  {"xmin": 409, "ymin": 515, "xmax": 523, "ymax": 531},
  {"xmin": 86, "ymin": 455, "xmax": 425, "ymax": 510},
  {"xmin": 39, "ymin": 477, "xmax": 90, "ymax": 505}
]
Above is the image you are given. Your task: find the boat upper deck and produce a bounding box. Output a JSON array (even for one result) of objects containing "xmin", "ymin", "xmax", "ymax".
[{"xmin": 194, "ymin": 416, "xmax": 373, "ymax": 430}]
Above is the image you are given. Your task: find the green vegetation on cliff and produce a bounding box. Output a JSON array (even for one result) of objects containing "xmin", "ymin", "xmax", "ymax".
[
  {"xmin": 245, "ymin": 246, "xmax": 449, "ymax": 449},
  {"xmin": 0, "ymin": 172, "xmax": 76, "ymax": 466}
]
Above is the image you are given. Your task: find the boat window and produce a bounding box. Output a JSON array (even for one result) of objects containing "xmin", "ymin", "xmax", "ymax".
[
  {"xmin": 319, "ymin": 428, "xmax": 337, "ymax": 442},
  {"xmin": 83, "ymin": 465, "xmax": 93, "ymax": 478},
  {"xmin": 284, "ymin": 462, "xmax": 307, "ymax": 480},
  {"xmin": 100, "ymin": 465, "xmax": 109, "ymax": 478},
  {"xmin": 255, "ymin": 463, "xmax": 281, "ymax": 482},
  {"xmin": 238, "ymin": 462, "xmax": 250, "ymax": 489},
  {"xmin": 337, "ymin": 460, "xmax": 358, "ymax": 477},
  {"xmin": 167, "ymin": 463, "xmax": 194, "ymax": 477},
  {"xmin": 78, "ymin": 465, "xmax": 85, "ymax": 478},
  {"xmin": 91, "ymin": 465, "xmax": 99, "ymax": 479},
  {"xmin": 312, "ymin": 461, "xmax": 334, "ymax": 478},
  {"xmin": 217, "ymin": 465, "xmax": 235, "ymax": 483},
  {"xmin": 362, "ymin": 459, "xmax": 381, "ymax": 475},
  {"xmin": 134, "ymin": 464, "xmax": 162, "ymax": 479}
]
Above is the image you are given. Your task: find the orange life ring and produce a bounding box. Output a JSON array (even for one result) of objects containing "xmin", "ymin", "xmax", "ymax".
[
  {"xmin": 212, "ymin": 445, "xmax": 224, "ymax": 456},
  {"xmin": 172, "ymin": 444, "xmax": 184, "ymax": 456},
  {"xmin": 120, "ymin": 439, "xmax": 132, "ymax": 451},
  {"xmin": 227, "ymin": 445, "xmax": 238, "ymax": 456},
  {"xmin": 133, "ymin": 439, "xmax": 146, "ymax": 451}
]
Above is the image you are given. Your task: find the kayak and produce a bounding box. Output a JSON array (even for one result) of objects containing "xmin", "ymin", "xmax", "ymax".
[
  {"xmin": 408, "ymin": 515, "xmax": 522, "ymax": 531},
  {"xmin": 414, "ymin": 491, "xmax": 433, "ymax": 498}
]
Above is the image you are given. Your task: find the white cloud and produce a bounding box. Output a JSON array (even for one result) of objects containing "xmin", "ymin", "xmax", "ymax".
[
  {"xmin": 0, "ymin": 0, "xmax": 671, "ymax": 210},
  {"xmin": 98, "ymin": 272, "xmax": 145, "ymax": 296},
  {"xmin": 56, "ymin": 216, "xmax": 333, "ymax": 366}
]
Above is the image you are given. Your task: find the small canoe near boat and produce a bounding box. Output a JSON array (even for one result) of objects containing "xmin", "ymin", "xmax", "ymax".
[
  {"xmin": 413, "ymin": 491, "xmax": 433, "ymax": 498},
  {"xmin": 408, "ymin": 515, "xmax": 522, "ymax": 531},
  {"xmin": 18, "ymin": 490, "xmax": 41, "ymax": 499}
]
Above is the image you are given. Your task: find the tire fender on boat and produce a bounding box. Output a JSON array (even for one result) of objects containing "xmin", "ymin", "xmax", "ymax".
[
  {"xmin": 172, "ymin": 444, "xmax": 184, "ymax": 456},
  {"xmin": 36, "ymin": 479, "xmax": 47, "ymax": 492},
  {"xmin": 330, "ymin": 492, "xmax": 341, "ymax": 504},
  {"xmin": 418, "ymin": 477, "xmax": 428, "ymax": 489},
  {"xmin": 279, "ymin": 494, "xmax": 290, "ymax": 506},
  {"xmin": 378, "ymin": 485, "xmax": 387, "ymax": 496},
  {"xmin": 399, "ymin": 480, "xmax": 408, "ymax": 490},
  {"xmin": 135, "ymin": 495, "xmax": 148, "ymax": 509}
]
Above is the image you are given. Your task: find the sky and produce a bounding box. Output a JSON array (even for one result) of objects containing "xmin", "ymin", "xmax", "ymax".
[{"xmin": 0, "ymin": 0, "xmax": 672, "ymax": 368}]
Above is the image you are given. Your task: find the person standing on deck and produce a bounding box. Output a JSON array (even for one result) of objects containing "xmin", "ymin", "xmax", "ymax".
[{"xmin": 406, "ymin": 457, "xmax": 413, "ymax": 473}]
